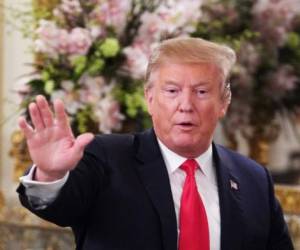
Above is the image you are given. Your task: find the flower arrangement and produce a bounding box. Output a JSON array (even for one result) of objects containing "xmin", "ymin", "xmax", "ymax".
[
  {"xmin": 192, "ymin": 0, "xmax": 300, "ymax": 149},
  {"xmin": 16, "ymin": 0, "xmax": 300, "ymax": 144},
  {"xmin": 17, "ymin": 0, "xmax": 203, "ymax": 135}
]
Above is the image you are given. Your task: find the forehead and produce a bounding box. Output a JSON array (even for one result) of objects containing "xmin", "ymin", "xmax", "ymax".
[{"xmin": 156, "ymin": 63, "xmax": 223, "ymax": 84}]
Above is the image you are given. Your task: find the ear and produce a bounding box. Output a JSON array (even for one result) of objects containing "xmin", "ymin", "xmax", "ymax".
[
  {"xmin": 219, "ymin": 99, "xmax": 230, "ymax": 118},
  {"xmin": 219, "ymin": 86, "xmax": 231, "ymax": 118},
  {"xmin": 144, "ymin": 87, "xmax": 154, "ymax": 116}
]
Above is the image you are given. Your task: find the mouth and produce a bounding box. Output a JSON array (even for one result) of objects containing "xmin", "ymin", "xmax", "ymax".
[{"xmin": 176, "ymin": 122, "xmax": 195, "ymax": 130}]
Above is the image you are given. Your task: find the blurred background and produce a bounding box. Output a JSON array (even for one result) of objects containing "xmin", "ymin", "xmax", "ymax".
[{"xmin": 0, "ymin": 0, "xmax": 300, "ymax": 249}]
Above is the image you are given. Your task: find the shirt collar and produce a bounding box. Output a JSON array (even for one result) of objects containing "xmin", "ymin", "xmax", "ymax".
[{"xmin": 157, "ymin": 139, "xmax": 214, "ymax": 178}]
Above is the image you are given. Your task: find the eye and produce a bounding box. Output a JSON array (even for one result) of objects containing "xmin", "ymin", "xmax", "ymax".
[
  {"xmin": 163, "ymin": 87, "xmax": 179, "ymax": 97},
  {"xmin": 167, "ymin": 89, "xmax": 178, "ymax": 94},
  {"xmin": 197, "ymin": 90, "xmax": 207, "ymax": 94},
  {"xmin": 196, "ymin": 89, "xmax": 208, "ymax": 97}
]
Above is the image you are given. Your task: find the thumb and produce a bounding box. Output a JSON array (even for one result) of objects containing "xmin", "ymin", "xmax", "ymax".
[{"xmin": 72, "ymin": 133, "xmax": 95, "ymax": 155}]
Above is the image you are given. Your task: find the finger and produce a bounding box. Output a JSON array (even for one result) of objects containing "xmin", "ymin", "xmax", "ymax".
[
  {"xmin": 36, "ymin": 95, "xmax": 54, "ymax": 127},
  {"xmin": 53, "ymin": 99, "xmax": 71, "ymax": 131},
  {"xmin": 18, "ymin": 116, "xmax": 34, "ymax": 139},
  {"xmin": 72, "ymin": 133, "xmax": 94, "ymax": 156},
  {"xmin": 76, "ymin": 133, "xmax": 94, "ymax": 149},
  {"xmin": 29, "ymin": 102, "xmax": 45, "ymax": 131}
]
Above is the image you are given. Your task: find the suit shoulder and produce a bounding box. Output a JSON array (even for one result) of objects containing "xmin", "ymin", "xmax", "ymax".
[
  {"xmin": 214, "ymin": 144, "xmax": 268, "ymax": 178},
  {"xmin": 84, "ymin": 132, "xmax": 135, "ymax": 154},
  {"xmin": 95, "ymin": 132, "xmax": 134, "ymax": 145}
]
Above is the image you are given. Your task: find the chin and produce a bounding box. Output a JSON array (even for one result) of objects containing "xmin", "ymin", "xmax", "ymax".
[
  {"xmin": 174, "ymin": 134, "xmax": 196, "ymax": 145},
  {"xmin": 172, "ymin": 140, "xmax": 197, "ymax": 153},
  {"xmin": 172, "ymin": 137, "xmax": 209, "ymax": 157}
]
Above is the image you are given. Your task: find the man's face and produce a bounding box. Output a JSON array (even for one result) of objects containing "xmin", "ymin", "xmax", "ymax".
[{"xmin": 145, "ymin": 62, "xmax": 229, "ymax": 158}]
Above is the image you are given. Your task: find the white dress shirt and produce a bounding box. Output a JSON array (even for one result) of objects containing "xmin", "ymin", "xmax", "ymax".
[
  {"xmin": 158, "ymin": 140, "xmax": 220, "ymax": 250},
  {"xmin": 20, "ymin": 140, "xmax": 220, "ymax": 250}
]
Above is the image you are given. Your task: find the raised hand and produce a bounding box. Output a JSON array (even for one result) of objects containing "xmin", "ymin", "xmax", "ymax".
[{"xmin": 18, "ymin": 95, "xmax": 94, "ymax": 182}]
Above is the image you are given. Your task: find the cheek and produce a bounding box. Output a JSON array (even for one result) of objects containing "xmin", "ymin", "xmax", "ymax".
[
  {"xmin": 198, "ymin": 102, "xmax": 224, "ymax": 122},
  {"xmin": 157, "ymin": 96, "xmax": 177, "ymax": 113}
]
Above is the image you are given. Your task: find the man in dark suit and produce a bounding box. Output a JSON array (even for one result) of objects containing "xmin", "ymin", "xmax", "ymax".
[{"xmin": 17, "ymin": 37, "xmax": 293, "ymax": 250}]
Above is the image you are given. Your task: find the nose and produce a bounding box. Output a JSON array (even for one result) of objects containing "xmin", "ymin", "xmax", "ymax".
[{"xmin": 178, "ymin": 89, "xmax": 193, "ymax": 113}]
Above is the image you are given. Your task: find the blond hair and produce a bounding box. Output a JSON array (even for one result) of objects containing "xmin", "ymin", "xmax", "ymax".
[{"xmin": 145, "ymin": 37, "xmax": 236, "ymax": 102}]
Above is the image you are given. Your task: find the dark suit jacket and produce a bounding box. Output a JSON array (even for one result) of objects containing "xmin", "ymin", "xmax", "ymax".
[{"xmin": 17, "ymin": 129, "xmax": 293, "ymax": 250}]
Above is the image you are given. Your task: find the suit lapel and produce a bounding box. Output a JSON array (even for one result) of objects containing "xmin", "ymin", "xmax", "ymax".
[
  {"xmin": 134, "ymin": 129, "xmax": 177, "ymax": 250},
  {"xmin": 213, "ymin": 144, "xmax": 245, "ymax": 250},
  {"xmin": 133, "ymin": 131, "xmax": 245, "ymax": 250}
]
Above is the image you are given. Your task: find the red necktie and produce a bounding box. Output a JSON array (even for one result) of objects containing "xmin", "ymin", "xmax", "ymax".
[{"xmin": 179, "ymin": 159, "xmax": 209, "ymax": 250}]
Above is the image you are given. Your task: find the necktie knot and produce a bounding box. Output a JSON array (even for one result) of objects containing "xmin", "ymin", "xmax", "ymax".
[{"xmin": 180, "ymin": 159, "xmax": 198, "ymax": 176}]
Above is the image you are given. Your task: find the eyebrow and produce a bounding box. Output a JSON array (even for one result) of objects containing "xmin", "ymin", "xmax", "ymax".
[
  {"xmin": 164, "ymin": 80, "xmax": 180, "ymax": 85},
  {"xmin": 164, "ymin": 80, "xmax": 211, "ymax": 86}
]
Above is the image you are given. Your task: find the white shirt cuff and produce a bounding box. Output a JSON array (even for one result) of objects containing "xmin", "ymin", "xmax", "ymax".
[{"xmin": 19, "ymin": 166, "xmax": 69, "ymax": 209}]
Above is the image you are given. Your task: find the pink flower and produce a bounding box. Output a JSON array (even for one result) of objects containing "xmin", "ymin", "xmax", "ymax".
[
  {"xmin": 51, "ymin": 89, "xmax": 83, "ymax": 115},
  {"xmin": 68, "ymin": 28, "xmax": 92, "ymax": 55},
  {"xmin": 57, "ymin": 29, "xmax": 69, "ymax": 54},
  {"xmin": 123, "ymin": 0, "xmax": 203, "ymax": 79},
  {"xmin": 237, "ymin": 43, "xmax": 261, "ymax": 73},
  {"xmin": 96, "ymin": 97, "xmax": 124, "ymax": 133},
  {"xmin": 266, "ymin": 65, "xmax": 298, "ymax": 94},
  {"xmin": 35, "ymin": 20, "xmax": 61, "ymax": 56},
  {"xmin": 78, "ymin": 75, "xmax": 106, "ymax": 103},
  {"xmin": 252, "ymin": 0, "xmax": 300, "ymax": 46},
  {"xmin": 123, "ymin": 44, "xmax": 150, "ymax": 79},
  {"xmin": 77, "ymin": 76, "xmax": 125, "ymax": 133},
  {"xmin": 89, "ymin": 25, "xmax": 105, "ymax": 40},
  {"xmin": 60, "ymin": 0, "xmax": 82, "ymax": 15},
  {"xmin": 138, "ymin": 12, "xmax": 167, "ymax": 43},
  {"xmin": 36, "ymin": 20, "xmax": 59, "ymax": 41},
  {"xmin": 137, "ymin": 0, "xmax": 202, "ymax": 43},
  {"xmin": 156, "ymin": 0, "xmax": 202, "ymax": 34},
  {"xmin": 53, "ymin": 0, "xmax": 82, "ymax": 25},
  {"xmin": 15, "ymin": 74, "xmax": 41, "ymax": 104},
  {"xmin": 89, "ymin": 0, "xmax": 131, "ymax": 36}
]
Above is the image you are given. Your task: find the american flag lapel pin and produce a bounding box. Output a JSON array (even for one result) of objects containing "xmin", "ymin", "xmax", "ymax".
[{"xmin": 230, "ymin": 179, "xmax": 239, "ymax": 190}]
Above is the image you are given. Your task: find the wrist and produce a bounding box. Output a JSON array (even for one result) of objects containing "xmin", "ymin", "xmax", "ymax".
[{"xmin": 33, "ymin": 168, "xmax": 67, "ymax": 182}]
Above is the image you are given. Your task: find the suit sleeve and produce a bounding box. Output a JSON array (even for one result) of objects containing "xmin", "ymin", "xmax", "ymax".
[
  {"xmin": 265, "ymin": 168, "xmax": 294, "ymax": 250},
  {"xmin": 17, "ymin": 137, "xmax": 107, "ymax": 228}
]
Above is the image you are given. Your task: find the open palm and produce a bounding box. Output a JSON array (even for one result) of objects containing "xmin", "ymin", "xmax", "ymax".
[{"xmin": 18, "ymin": 95, "xmax": 94, "ymax": 181}]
